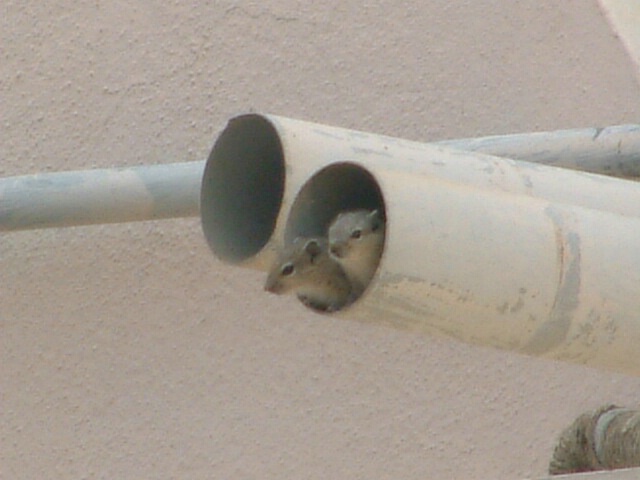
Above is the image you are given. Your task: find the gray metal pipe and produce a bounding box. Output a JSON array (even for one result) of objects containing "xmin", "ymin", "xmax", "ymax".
[
  {"xmin": 1, "ymin": 122, "xmax": 638, "ymax": 232},
  {"xmin": 440, "ymin": 123, "xmax": 640, "ymax": 180},
  {"xmin": 0, "ymin": 162, "xmax": 202, "ymax": 231},
  {"xmin": 201, "ymin": 114, "xmax": 640, "ymax": 376}
]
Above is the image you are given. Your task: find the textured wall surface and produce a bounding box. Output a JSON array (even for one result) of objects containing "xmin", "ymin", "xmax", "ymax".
[
  {"xmin": 600, "ymin": 0, "xmax": 640, "ymax": 81},
  {"xmin": 2, "ymin": 1, "xmax": 640, "ymax": 479}
]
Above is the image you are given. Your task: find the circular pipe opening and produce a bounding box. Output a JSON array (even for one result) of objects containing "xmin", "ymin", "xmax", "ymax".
[
  {"xmin": 286, "ymin": 162, "xmax": 386, "ymax": 309},
  {"xmin": 200, "ymin": 115, "xmax": 285, "ymax": 263}
]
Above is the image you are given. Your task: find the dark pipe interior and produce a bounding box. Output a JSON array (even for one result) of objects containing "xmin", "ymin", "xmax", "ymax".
[
  {"xmin": 200, "ymin": 115, "xmax": 285, "ymax": 263},
  {"xmin": 285, "ymin": 162, "xmax": 385, "ymax": 244}
]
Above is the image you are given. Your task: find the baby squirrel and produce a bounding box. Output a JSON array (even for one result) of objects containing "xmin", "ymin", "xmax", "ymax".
[
  {"xmin": 264, "ymin": 237, "xmax": 354, "ymax": 312},
  {"xmin": 328, "ymin": 209, "xmax": 385, "ymax": 295}
]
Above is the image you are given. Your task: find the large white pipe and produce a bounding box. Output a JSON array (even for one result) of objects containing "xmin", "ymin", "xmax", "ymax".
[
  {"xmin": 1, "ymin": 123, "xmax": 638, "ymax": 232},
  {"xmin": 200, "ymin": 114, "xmax": 640, "ymax": 376}
]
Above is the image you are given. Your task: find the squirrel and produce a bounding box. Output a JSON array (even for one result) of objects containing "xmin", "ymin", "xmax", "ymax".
[
  {"xmin": 264, "ymin": 237, "xmax": 354, "ymax": 312},
  {"xmin": 328, "ymin": 208, "xmax": 385, "ymax": 295}
]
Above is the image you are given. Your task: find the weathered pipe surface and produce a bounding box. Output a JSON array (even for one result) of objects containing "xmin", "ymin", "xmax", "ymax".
[{"xmin": 201, "ymin": 114, "xmax": 640, "ymax": 376}]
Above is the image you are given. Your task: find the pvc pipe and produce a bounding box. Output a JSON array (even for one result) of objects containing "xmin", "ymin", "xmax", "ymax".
[
  {"xmin": 440, "ymin": 124, "xmax": 640, "ymax": 180},
  {"xmin": 0, "ymin": 162, "xmax": 202, "ymax": 231},
  {"xmin": 1, "ymin": 123, "xmax": 638, "ymax": 232},
  {"xmin": 201, "ymin": 114, "xmax": 640, "ymax": 376}
]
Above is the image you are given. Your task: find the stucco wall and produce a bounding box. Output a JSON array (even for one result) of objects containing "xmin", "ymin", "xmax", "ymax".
[{"xmin": 2, "ymin": 1, "xmax": 639, "ymax": 479}]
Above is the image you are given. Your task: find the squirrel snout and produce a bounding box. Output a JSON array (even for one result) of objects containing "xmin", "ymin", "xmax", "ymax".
[
  {"xmin": 264, "ymin": 279, "xmax": 282, "ymax": 294},
  {"xmin": 330, "ymin": 244, "xmax": 345, "ymax": 258}
]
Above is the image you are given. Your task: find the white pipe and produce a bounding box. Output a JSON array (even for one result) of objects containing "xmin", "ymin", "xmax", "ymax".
[
  {"xmin": 201, "ymin": 114, "xmax": 640, "ymax": 376},
  {"xmin": 0, "ymin": 162, "xmax": 202, "ymax": 231}
]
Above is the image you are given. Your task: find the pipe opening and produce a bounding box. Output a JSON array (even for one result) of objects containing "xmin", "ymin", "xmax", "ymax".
[
  {"xmin": 201, "ymin": 115, "xmax": 285, "ymax": 263},
  {"xmin": 286, "ymin": 162, "xmax": 386, "ymax": 311}
]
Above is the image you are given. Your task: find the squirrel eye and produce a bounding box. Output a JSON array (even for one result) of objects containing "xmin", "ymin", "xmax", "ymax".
[
  {"xmin": 281, "ymin": 263, "xmax": 295, "ymax": 276},
  {"xmin": 350, "ymin": 229, "xmax": 362, "ymax": 239}
]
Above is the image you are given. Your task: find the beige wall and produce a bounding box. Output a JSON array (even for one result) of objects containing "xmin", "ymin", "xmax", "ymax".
[{"xmin": 2, "ymin": 1, "xmax": 639, "ymax": 478}]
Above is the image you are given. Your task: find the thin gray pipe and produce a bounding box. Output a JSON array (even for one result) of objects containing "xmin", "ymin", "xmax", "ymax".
[
  {"xmin": 1, "ymin": 123, "xmax": 638, "ymax": 232},
  {"xmin": 0, "ymin": 162, "xmax": 202, "ymax": 231},
  {"xmin": 439, "ymin": 124, "xmax": 640, "ymax": 179}
]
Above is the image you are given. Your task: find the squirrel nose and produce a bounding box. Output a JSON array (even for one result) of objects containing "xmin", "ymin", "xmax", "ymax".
[
  {"xmin": 264, "ymin": 280, "xmax": 281, "ymax": 293},
  {"xmin": 330, "ymin": 244, "xmax": 343, "ymax": 257}
]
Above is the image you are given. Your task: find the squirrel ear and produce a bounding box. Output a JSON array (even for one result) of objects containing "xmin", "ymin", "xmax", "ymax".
[
  {"xmin": 369, "ymin": 209, "xmax": 383, "ymax": 230},
  {"xmin": 304, "ymin": 239, "xmax": 323, "ymax": 259}
]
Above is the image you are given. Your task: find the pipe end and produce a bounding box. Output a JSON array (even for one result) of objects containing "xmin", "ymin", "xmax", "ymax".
[
  {"xmin": 200, "ymin": 114, "xmax": 285, "ymax": 264},
  {"xmin": 286, "ymin": 162, "xmax": 386, "ymax": 311}
]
